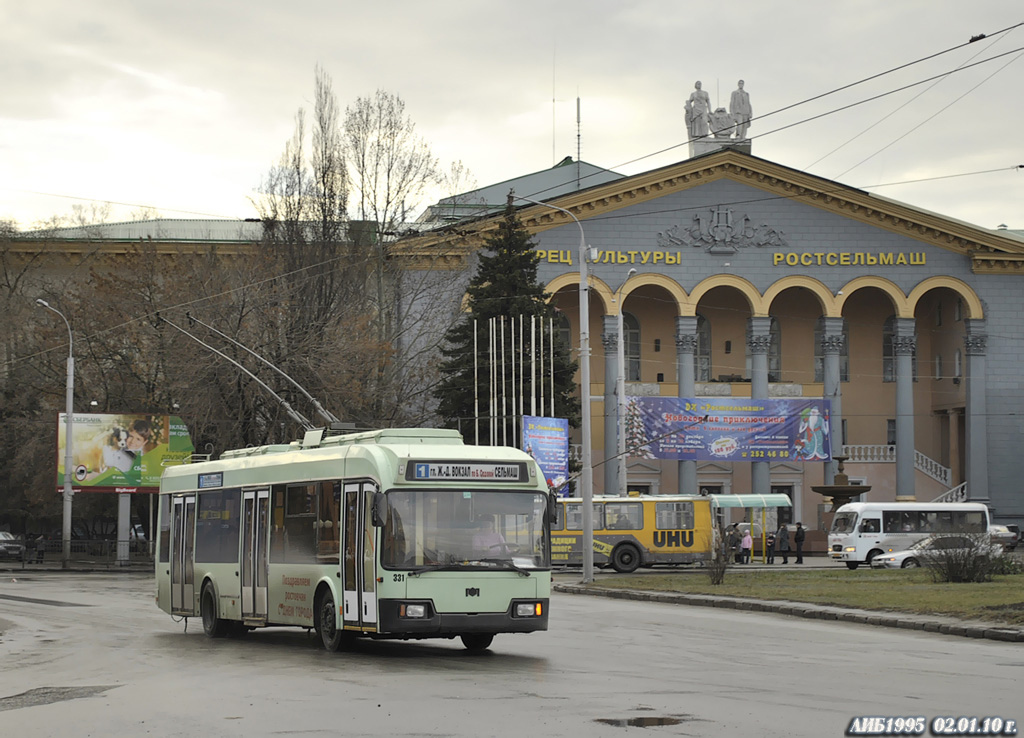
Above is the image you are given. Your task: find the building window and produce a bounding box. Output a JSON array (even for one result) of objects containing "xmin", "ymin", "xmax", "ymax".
[
  {"xmin": 935, "ymin": 300, "xmax": 943, "ymax": 327},
  {"xmin": 623, "ymin": 311, "xmax": 641, "ymax": 381},
  {"xmin": 954, "ymin": 298, "xmax": 963, "ymax": 322},
  {"xmin": 746, "ymin": 317, "xmax": 781, "ymax": 382},
  {"xmin": 886, "ymin": 419, "xmax": 896, "ymax": 446},
  {"xmin": 556, "ymin": 312, "xmax": 572, "ymax": 350},
  {"xmin": 695, "ymin": 313, "xmax": 711, "ymax": 382},
  {"xmin": 882, "ymin": 315, "xmax": 916, "ymax": 382},
  {"xmin": 934, "ymin": 353, "xmax": 942, "ymax": 380},
  {"xmin": 813, "ymin": 317, "xmax": 850, "ymax": 382},
  {"xmin": 954, "ymin": 349, "xmax": 962, "ymax": 379},
  {"xmin": 841, "ymin": 418, "xmax": 848, "ymax": 446}
]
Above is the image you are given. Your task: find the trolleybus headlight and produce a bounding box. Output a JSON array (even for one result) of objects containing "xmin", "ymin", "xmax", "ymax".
[
  {"xmin": 400, "ymin": 604, "xmax": 427, "ymax": 618},
  {"xmin": 844, "ymin": 546, "xmax": 856, "ymax": 552},
  {"xmin": 515, "ymin": 602, "xmax": 542, "ymax": 617}
]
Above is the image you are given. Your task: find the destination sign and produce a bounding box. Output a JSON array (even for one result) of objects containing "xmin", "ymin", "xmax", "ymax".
[
  {"xmin": 198, "ymin": 472, "xmax": 223, "ymax": 489},
  {"xmin": 407, "ymin": 461, "xmax": 524, "ymax": 482}
]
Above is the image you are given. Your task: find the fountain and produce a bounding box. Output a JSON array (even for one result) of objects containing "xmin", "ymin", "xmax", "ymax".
[{"xmin": 811, "ymin": 456, "xmax": 870, "ymax": 510}]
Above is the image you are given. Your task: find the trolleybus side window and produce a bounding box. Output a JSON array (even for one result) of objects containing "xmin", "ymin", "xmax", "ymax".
[
  {"xmin": 605, "ymin": 502, "xmax": 642, "ymax": 530},
  {"xmin": 270, "ymin": 483, "xmax": 318, "ymax": 563},
  {"xmin": 317, "ymin": 481, "xmax": 341, "ymax": 562},
  {"xmin": 566, "ymin": 503, "xmax": 604, "ymax": 531},
  {"xmin": 655, "ymin": 501, "xmax": 694, "ymax": 530},
  {"xmin": 195, "ymin": 489, "xmax": 242, "ymax": 563},
  {"xmin": 158, "ymin": 495, "xmax": 171, "ymax": 563}
]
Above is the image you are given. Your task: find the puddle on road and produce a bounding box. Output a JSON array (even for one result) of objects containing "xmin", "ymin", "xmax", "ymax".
[
  {"xmin": 0, "ymin": 685, "xmax": 119, "ymax": 712},
  {"xmin": 0, "ymin": 593, "xmax": 89, "ymax": 607},
  {"xmin": 595, "ymin": 715, "xmax": 691, "ymax": 728}
]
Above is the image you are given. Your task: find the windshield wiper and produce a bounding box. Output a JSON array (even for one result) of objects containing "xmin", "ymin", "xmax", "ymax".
[
  {"xmin": 474, "ymin": 558, "xmax": 531, "ymax": 576},
  {"xmin": 406, "ymin": 564, "xmax": 466, "ymax": 577},
  {"xmin": 406, "ymin": 559, "xmax": 532, "ymax": 577}
]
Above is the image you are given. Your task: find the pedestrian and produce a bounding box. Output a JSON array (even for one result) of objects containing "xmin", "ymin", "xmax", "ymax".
[
  {"xmin": 776, "ymin": 523, "xmax": 790, "ymax": 564},
  {"xmin": 726, "ymin": 524, "xmax": 742, "ymax": 564},
  {"xmin": 794, "ymin": 522, "xmax": 806, "ymax": 564},
  {"xmin": 765, "ymin": 529, "xmax": 776, "ymax": 564},
  {"xmin": 741, "ymin": 528, "xmax": 752, "ymax": 564}
]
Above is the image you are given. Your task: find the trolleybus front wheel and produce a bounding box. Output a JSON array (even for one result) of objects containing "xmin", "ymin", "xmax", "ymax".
[
  {"xmin": 316, "ymin": 589, "xmax": 346, "ymax": 652},
  {"xmin": 611, "ymin": 543, "xmax": 642, "ymax": 574},
  {"xmin": 201, "ymin": 583, "xmax": 229, "ymax": 638},
  {"xmin": 461, "ymin": 633, "xmax": 494, "ymax": 651}
]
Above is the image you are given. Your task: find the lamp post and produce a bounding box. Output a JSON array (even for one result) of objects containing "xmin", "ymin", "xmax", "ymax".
[
  {"xmin": 36, "ymin": 299, "xmax": 74, "ymax": 569},
  {"xmin": 514, "ymin": 195, "xmax": 595, "ymax": 583},
  {"xmin": 615, "ymin": 268, "xmax": 637, "ymax": 497}
]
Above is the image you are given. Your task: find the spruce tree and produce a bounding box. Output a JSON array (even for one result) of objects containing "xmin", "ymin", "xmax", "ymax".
[{"xmin": 434, "ymin": 194, "xmax": 580, "ymax": 446}]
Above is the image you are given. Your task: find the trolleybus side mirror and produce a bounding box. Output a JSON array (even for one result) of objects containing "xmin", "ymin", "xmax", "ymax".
[
  {"xmin": 371, "ymin": 492, "xmax": 386, "ymax": 527},
  {"xmin": 545, "ymin": 494, "xmax": 557, "ymax": 525}
]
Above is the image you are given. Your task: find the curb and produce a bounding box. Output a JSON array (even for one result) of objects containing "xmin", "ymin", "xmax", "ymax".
[{"xmin": 552, "ymin": 583, "xmax": 1024, "ymax": 643}]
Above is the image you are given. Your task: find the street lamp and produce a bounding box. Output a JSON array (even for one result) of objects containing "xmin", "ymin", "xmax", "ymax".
[
  {"xmin": 36, "ymin": 299, "xmax": 74, "ymax": 569},
  {"xmin": 615, "ymin": 268, "xmax": 637, "ymax": 497},
  {"xmin": 514, "ymin": 195, "xmax": 596, "ymax": 584}
]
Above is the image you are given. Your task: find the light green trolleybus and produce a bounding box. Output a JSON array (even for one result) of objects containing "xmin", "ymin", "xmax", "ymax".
[{"xmin": 155, "ymin": 427, "xmax": 553, "ymax": 651}]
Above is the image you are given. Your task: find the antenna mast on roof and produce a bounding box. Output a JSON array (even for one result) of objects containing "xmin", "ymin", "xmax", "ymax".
[{"xmin": 576, "ymin": 96, "xmax": 581, "ymax": 191}]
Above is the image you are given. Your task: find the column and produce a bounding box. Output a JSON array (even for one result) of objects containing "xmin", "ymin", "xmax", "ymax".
[
  {"xmin": 894, "ymin": 317, "xmax": 916, "ymax": 501},
  {"xmin": 946, "ymin": 409, "xmax": 962, "ymax": 485},
  {"xmin": 675, "ymin": 316, "xmax": 698, "ymax": 495},
  {"xmin": 601, "ymin": 316, "xmax": 618, "ymax": 495},
  {"xmin": 821, "ymin": 317, "xmax": 845, "ymax": 485},
  {"xmin": 963, "ymin": 321, "xmax": 989, "ymax": 503},
  {"xmin": 748, "ymin": 317, "xmax": 771, "ymax": 496}
]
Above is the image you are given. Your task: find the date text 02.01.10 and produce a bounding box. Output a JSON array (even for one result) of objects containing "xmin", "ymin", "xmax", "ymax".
[{"xmin": 845, "ymin": 716, "xmax": 1017, "ymax": 736}]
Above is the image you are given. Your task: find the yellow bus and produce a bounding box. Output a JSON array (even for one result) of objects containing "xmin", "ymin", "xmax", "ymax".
[
  {"xmin": 550, "ymin": 495, "xmax": 714, "ymax": 573},
  {"xmin": 550, "ymin": 493, "xmax": 793, "ymax": 572}
]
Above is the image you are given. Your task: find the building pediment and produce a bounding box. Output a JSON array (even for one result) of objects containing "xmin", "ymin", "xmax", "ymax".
[{"xmin": 397, "ymin": 150, "xmax": 1024, "ymax": 273}]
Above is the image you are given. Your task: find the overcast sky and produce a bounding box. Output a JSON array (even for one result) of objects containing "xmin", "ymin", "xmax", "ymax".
[{"xmin": 2, "ymin": 1, "xmax": 1021, "ymax": 231}]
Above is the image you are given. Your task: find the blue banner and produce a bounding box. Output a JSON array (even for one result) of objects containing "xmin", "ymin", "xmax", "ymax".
[
  {"xmin": 625, "ymin": 398, "xmax": 831, "ymax": 462},
  {"xmin": 522, "ymin": 416, "xmax": 569, "ymax": 493}
]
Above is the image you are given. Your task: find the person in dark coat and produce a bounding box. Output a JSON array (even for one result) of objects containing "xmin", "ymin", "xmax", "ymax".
[
  {"xmin": 794, "ymin": 522, "xmax": 806, "ymax": 564},
  {"xmin": 725, "ymin": 524, "xmax": 742, "ymax": 564},
  {"xmin": 775, "ymin": 523, "xmax": 790, "ymax": 564},
  {"xmin": 765, "ymin": 529, "xmax": 776, "ymax": 564}
]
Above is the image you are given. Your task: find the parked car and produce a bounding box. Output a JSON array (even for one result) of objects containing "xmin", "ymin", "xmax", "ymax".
[
  {"xmin": 870, "ymin": 534, "xmax": 1000, "ymax": 569},
  {"xmin": 989, "ymin": 525, "xmax": 1017, "ymax": 552},
  {"xmin": 0, "ymin": 531, "xmax": 26, "ymax": 561},
  {"xmin": 1004, "ymin": 525, "xmax": 1020, "ymax": 551}
]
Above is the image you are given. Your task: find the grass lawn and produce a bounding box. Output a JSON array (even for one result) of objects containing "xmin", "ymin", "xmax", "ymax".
[{"xmin": 584, "ymin": 568, "xmax": 1024, "ymax": 625}]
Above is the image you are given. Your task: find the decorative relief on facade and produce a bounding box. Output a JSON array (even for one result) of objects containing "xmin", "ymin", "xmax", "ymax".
[
  {"xmin": 747, "ymin": 334, "xmax": 772, "ymax": 354},
  {"xmin": 602, "ymin": 332, "xmax": 618, "ymax": 351},
  {"xmin": 893, "ymin": 335, "xmax": 917, "ymax": 355},
  {"xmin": 675, "ymin": 334, "xmax": 699, "ymax": 352},
  {"xmin": 820, "ymin": 334, "xmax": 846, "ymax": 354},
  {"xmin": 657, "ymin": 206, "xmax": 787, "ymax": 254},
  {"xmin": 964, "ymin": 334, "xmax": 987, "ymax": 355}
]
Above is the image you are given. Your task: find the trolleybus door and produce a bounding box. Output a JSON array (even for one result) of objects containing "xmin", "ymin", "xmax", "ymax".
[
  {"xmin": 342, "ymin": 481, "xmax": 378, "ymax": 629},
  {"xmin": 170, "ymin": 495, "xmax": 195, "ymax": 615},
  {"xmin": 241, "ymin": 488, "xmax": 269, "ymax": 621}
]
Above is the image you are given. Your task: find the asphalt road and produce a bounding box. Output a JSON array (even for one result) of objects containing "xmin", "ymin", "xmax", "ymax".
[{"xmin": 0, "ymin": 572, "xmax": 1021, "ymax": 737}]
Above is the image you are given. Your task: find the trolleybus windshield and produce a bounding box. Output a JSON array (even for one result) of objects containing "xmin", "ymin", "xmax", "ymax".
[{"xmin": 381, "ymin": 489, "xmax": 548, "ymax": 571}]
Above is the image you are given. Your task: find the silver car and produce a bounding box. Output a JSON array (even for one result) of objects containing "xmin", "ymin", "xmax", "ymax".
[
  {"xmin": 0, "ymin": 531, "xmax": 26, "ymax": 561},
  {"xmin": 870, "ymin": 534, "xmax": 999, "ymax": 569}
]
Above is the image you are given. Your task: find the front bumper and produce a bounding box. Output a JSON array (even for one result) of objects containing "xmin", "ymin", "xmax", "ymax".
[{"xmin": 377, "ymin": 598, "xmax": 549, "ymax": 638}]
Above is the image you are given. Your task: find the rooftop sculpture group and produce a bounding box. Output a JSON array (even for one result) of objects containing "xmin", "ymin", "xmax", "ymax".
[{"xmin": 685, "ymin": 80, "xmax": 752, "ymax": 141}]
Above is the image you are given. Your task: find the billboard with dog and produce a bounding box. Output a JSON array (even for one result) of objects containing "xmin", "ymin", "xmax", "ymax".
[{"xmin": 55, "ymin": 413, "xmax": 195, "ymax": 493}]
